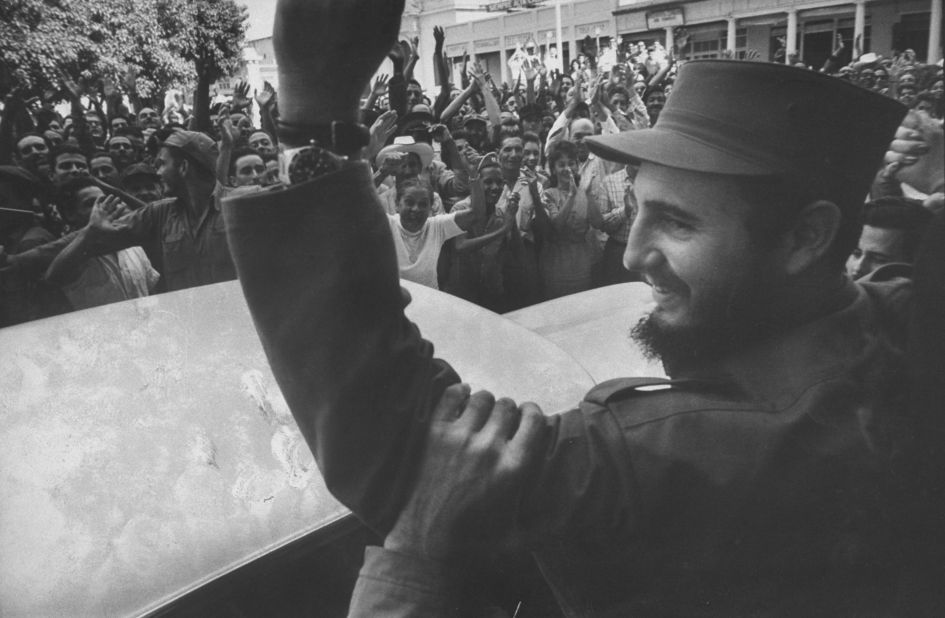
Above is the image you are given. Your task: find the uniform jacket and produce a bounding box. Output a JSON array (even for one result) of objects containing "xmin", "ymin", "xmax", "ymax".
[{"xmin": 223, "ymin": 163, "xmax": 923, "ymax": 616}]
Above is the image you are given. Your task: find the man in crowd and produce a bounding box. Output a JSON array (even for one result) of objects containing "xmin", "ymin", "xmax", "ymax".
[
  {"xmin": 0, "ymin": 166, "xmax": 69, "ymax": 326},
  {"xmin": 846, "ymin": 196, "xmax": 933, "ymax": 279},
  {"xmin": 224, "ymin": 1, "xmax": 936, "ymax": 614},
  {"xmin": 119, "ymin": 163, "xmax": 164, "ymax": 206},
  {"xmin": 5, "ymin": 130, "xmax": 235, "ymax": 293},
  {"xmin": 106, "ymin": 135, "xmax": 137, "ymax": 172},
  {"xmin": 49, "ymin": 144, "xmax": 89, "ymax": 188},
  {"xmin": 89, "ymin": 152, "xmax": 120, "ymax": 186},
  {"xmin": 14, "ymin": 134, "xmax": 51, "ymax": 179},
  {"xmin": 247, "ymin": 131, "xmax": 276, "ymax": 156},
  {"xmin": 44, "ymin": 177, "xmax": 158, "ymax": 310}
]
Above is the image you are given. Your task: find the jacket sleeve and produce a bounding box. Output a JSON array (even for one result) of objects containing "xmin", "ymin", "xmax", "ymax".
[
  {"xmin": 222, "ymin": 162, "xmax": 460, "ymax": 534},
  {"xmin": 347, "ymin": 547, "xmax": 462, "ymax": 617}
]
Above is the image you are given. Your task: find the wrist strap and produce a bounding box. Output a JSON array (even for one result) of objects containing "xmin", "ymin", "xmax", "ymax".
[{"xmin": 277, "ymin": 120, "xmax": 369, "ymax": 157}]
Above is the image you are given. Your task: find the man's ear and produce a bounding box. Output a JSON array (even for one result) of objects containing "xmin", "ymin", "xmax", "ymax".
[
  {"xmin": 178, "ymin": 156, "xmax": 189, "ymax": 178},
  {"xmin": 782, "ymin": 200, "xmax": 841, "ymax": 276}
]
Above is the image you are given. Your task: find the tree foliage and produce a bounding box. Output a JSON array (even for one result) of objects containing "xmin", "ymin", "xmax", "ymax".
[{"xmin": 0, "ymin": 0, "xmax": 246, "ymax": 105}]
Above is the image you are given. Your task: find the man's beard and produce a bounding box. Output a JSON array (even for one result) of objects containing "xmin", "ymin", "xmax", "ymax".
[{"xmin": 630, "ymin": 264, "xmax": 780, "ymax": 373}]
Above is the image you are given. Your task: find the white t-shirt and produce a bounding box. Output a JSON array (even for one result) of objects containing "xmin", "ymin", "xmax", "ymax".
[
  {"xmin": 62, "ymin": 247, "xmax": 159, "ymax": 310},
  {"xmin": 387, "ymin": 213, "xmax": 464, "ymax": 290}
]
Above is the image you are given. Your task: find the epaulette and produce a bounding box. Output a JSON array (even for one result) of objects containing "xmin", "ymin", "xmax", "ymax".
[
  {"xmin": 583, "ymin": 376, "xmax": 735, "ymax": 406},
  {"xmin": 863, "ymin": 262, "xmax": 913, "ymax": 282}
]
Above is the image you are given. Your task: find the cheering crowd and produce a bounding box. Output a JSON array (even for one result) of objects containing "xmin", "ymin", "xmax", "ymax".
[
  {"xmin": 0, "ymin": 19, "xmax": 941, "ymax": 326},
  {"xmin": 2, "ymin": 0, "xmax": 944, "ymax": 614}
]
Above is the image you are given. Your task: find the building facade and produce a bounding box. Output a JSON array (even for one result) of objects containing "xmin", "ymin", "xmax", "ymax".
[
  {"xmin": 443, "ymin": 0, "xmax": 940, "ymax": 87},
  {"xmin": 240, "ymin": 0, "xmax": 939, "ymax": 103}
]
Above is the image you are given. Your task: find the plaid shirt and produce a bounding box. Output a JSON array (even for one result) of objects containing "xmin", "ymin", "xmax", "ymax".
[{"xmin": 600, "ymin": 168, "xmax": 635, "ymax": 243}]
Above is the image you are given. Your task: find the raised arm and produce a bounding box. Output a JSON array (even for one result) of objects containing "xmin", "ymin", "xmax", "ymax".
[
  {"xmin": 45, "ymin": 195, "xmax": 127, "ymax": 285},
  {"xmin": 215, "ymin": 115, "xmax": 242, "ymax": 186},
  {"xmin": 439, "ymin": 80, "xmax": 477, "ymax": 125},
  {"xmin": 469, "ymin": 62, "xmax": 501, "ymax": 127},
  {"xmin": 223, "ymin": 0, "xmax": 461, "ymax": 535},
  {"xmin": 451, "ymin": 151, "xmax": 492, "ymax": 232}
]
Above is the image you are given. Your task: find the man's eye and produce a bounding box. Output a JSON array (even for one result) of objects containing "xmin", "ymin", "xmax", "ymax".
[{"xmin": 656, "ymin": 215, "xmax": 691, "ymax": 233}]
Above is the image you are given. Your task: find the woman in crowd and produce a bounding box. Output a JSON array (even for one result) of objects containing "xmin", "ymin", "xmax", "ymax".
[
  {"xmin": 387, "ymin": 158, "xmax": 488, "ymax": 290},
  {"xmin": 536, "ymin": 140, "xmax": 602, "ymax": 299},
  {"xmin": 446, "ymin": 155, "xmax": 519, "ymax": 311}
]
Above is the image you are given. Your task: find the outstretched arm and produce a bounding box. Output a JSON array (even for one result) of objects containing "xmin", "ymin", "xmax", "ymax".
[{"xmin": 45, "ymin": 195, "xmax": 128, "ymax": 285}]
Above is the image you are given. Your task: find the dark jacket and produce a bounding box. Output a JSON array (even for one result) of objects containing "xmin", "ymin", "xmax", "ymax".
[{"xmin": 223, "ymin": 163, "xmax": 925, "ymax": 616}]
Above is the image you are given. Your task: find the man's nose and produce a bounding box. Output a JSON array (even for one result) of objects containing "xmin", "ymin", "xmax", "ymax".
[{"xmin": 623, "ymin": 222, "xmax": 659, "ymax": 275}]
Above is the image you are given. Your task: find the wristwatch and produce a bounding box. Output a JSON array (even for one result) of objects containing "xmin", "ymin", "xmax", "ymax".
[{"xmin": 277, "ymin": 120, "xmax": 370, "ymax": 186}]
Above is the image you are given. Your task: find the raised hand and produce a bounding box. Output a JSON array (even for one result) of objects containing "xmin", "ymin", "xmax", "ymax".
[
  {"xmin": 254, "ymin": 81, "xmax": 277, "ymax": 109},
  {"xmin": 433, "ymin": 25, "xmax": 445, "ymax": 50},
  {"xmin": 218, "ymin": 115, "xmax": 241, "ymax": 146},
  {"xmin": 832, "ymin": 33, "xmax": 845, "ymax": 56},
  {"xmin": 88, "ymin": 194, "xmax": 131, "ymax": 236},
  {"xmin": 884, "ymin": 111, "xmax": 945, "ymax": 195},
  {"xmin": 379, "ymin": 150, "xmax": 406, "ymax": 176},
  {"xmin": 428, "ymin": 123, "xmax": 452, "ymax": 144},
  {"xmin": 368, "ymin": 109, "xmax": 398, "ymax": 158},
  {"xmin": 468, "ymin": 60, "xmax": 487, "ymax": 84},
  {"xmin": 372, "ymin": 74, "xmax": 390, "ymax": 97},
  {"xmin": 58, "ymin": 69, "xmax": 83, "ymax": 102},
  {"xmin": 274, "ymin": 0, "xmax": 405, "ymax": 124},
  {"xmin": 231, "ymin": 80, "xmax": 252, "ymax": 111},
  {"xmin": 387, "ymin": 39, "xmax": 406, "ymax": 70}
]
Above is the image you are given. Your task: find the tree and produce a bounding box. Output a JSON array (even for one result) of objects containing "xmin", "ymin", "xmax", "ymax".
[
  {"xmin": 166, "ymin": 0, "xmax": 247, "ymax": 132},
  {"xmin": 0, "ymin": 0, "xmax": 246, "ymax": 118},
  {"xmin": 0, "ymin": 0, "xmax": 191, "ymax": 104}
]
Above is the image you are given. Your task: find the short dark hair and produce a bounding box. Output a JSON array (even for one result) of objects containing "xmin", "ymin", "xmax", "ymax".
[
  {"xmin": 160, "ymin": 144, "xmax": 215, "ymax": 183},
  {"xmin": 735, "ymin": 175, "xmax": 863, "ymax": 268},
  {"xmin": 15, "ymin": 132, "xmax": 49, "ymax": 150},
  {"xmin": 51, "ymin": 143, "xmax": 88, "ymax": 165},
  {"xmin": 493, "ymin": 127, "xmax": 522, "ymax": 150},
  {"xmin": 522, "ymin": 131, "xmax": 541, "ymax": 146},
  {"xmin": 395, "ymin": 176, "xmax": 435, "ymax": 205},
  {"xmin": 229, "ymin": 147, "xmax": 262, "ymax": 176},
  {"xmin": 56, "ymin": 175, "xmax": 99, "ymax": 216},
  {"xmin": 546, "ymin": 141, "xmax": 579, "ymax": 188},
  {"xmin": 607, "ymin": 85, "xmax": 631, "ymax": 100},
  {"xmin": 861, "ymin": 197, "xmax": 933, "ymax": 261}
]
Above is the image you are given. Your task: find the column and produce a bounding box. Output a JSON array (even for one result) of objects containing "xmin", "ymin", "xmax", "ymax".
[
  {"xmin": 853, "ymin": 0, "xmax": 866, "ymax": 57},
  {"xmin": 929, "ymin": 0, "xmax": 942, "ymax": 64},
  {"xmin": 785, "ymin": 9, "xmax": 798, "ymax": 64},
  {"xmin": 665, "ymin": 26, "xmax": 675, "ymax": 53},
  {"xmin": 726, "ymin": 17, "xmax": 737, "ymax": 53},
  {"xmin": 499, "ymin": 46, "xmax": 510, "ymax": 86}
]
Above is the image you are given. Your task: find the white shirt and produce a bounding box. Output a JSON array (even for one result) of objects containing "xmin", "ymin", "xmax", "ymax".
[
  {"xmin": 61, "ymin": 247, "xmax": 159, "ymax": 310},
  {"xmin": 387, "ymin": 213, "xmax": 464, "ymax": 290}
]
